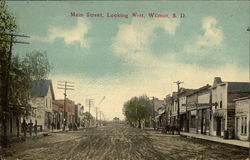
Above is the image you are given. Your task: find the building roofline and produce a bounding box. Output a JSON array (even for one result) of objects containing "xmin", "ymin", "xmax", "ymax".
[
  {"xmin": 234, "ymin": 97, "xmax": 250, "ymax": 101},
  {"xmin": 187, "ymin": 84, "xmax": 211, "ymax": 96}
]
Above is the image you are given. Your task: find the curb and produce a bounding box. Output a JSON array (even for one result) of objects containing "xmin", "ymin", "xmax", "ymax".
[{"xmin": 180, "ymin": 134, "xmax": 249, "ymax": 149}]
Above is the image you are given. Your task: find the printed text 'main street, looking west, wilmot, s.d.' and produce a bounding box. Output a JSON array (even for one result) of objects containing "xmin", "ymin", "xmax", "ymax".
[{"xmin": 70, "ymin": 12, "xmax": 186, "ymax": 19}]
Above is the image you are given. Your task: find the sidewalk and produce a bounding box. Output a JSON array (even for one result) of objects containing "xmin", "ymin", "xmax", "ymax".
[
  {"xmin": 180, "ymin": 132, "xmax": 249, "ymax": 148},
  {"xmin": 9, "ymin": 128, "xmax": 73, "ymax": 143}
]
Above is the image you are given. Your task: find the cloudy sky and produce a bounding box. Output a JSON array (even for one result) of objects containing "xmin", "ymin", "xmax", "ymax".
[{"xmin": 7, "ymin": 1, "xmax": 249, "ymax": 120}]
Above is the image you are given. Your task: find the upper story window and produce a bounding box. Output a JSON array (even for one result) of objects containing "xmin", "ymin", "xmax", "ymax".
[
  {"xmin": 220, "ymin": 101, "xmax": 222, "ymax": 108},
  {"xmin": 241, "ymin": 116, "xmax": 247, "ymax": 135}
]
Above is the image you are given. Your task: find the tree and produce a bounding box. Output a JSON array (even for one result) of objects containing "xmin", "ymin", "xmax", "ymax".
[
  {"xmin": 0, "ymin": 0, "xmax": 17, "ymax": 146},
  {"xmin": 0, "ymin": 0, "xmax": 17, "ymax": 109},
  {"xmin": 2, "ymin": 52, "xmax": 52, "ymax": 140},
  {"xmin": 123, "ymin": 95, "xmax": 153, "ymax": 128},
  {"xmin": 82, "ymin": 112, "xmax": 94, "ymax": 127},
  {"xmin": 9, "ymin": 52, "xmax": 52, "ymax": 115}
]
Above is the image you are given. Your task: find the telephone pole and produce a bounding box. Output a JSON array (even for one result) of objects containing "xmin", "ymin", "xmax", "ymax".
[
  {"xmin": 246, "ymin": 26, "xmax": 250, "ymax": 158},
  {"xmin": 173, "ymin": 80, "xmax": 184, "ymax": 134},
  {"xmin": 99, "ymin": 111, "xmax": 102, "ymax": 126},
  {"xmin": 86, "ymin": 98, "xmax": 94, "ymax": 127},
  {"xmin": 86, "ymin": 99, "xmax": 94, "ymax": 114},
  {"xmin": 0, "ymin": 32, "xmax": 29, "ymax": 147},
  {"xmin": 95, "ymin": 107, "xmax": 98, "ymax": 127},
  {"xmin": 57, "ymin": 81, "xmax": 74, "ymax": 131},
  {"xmin": 150, "ymin": 96, "xmax": 156, "ymax": 130}
]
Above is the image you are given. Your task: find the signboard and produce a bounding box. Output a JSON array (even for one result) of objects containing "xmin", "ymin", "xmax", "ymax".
[{"xmin": 183, "ymin": 103, "xmax": 218, "ymax": 111}]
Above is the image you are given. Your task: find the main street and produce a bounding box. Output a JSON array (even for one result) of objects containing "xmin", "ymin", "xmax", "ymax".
[{"xmin": 0, "ymin": 124, "xmax": 248, "ymax": 160}]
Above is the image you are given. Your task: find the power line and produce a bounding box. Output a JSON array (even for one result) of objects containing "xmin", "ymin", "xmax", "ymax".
[
  {"xmin": 85, "ymin": 98, "xmax": 94, "ymax": 113},
  {"xmin": 85, "ymin": 98, "xmax": 94, "ymax": 127}
]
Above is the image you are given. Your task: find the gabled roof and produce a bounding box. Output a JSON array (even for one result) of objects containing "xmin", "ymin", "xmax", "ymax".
[
  {"xmin": 227, "ymin": 82, "xmax": 250, "ymax": 93},
  {"xmin": 31, "ymin": 80, "xmax": 55, "ymax": 100}
]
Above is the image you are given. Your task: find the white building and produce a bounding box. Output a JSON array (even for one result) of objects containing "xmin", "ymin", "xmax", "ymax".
[
  {"xmin": 29, "ymin": 80, "xmax": 55, "ymax": 131},
  {"xmin": 235, "ymin": 97, "xmax": 250, "ymax": 141},
  {"xmin": 210, "ymin": 77, "xmax": 250, "ymax": 138}
]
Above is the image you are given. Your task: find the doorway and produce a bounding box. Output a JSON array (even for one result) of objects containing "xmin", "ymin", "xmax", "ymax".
[
  {"xmin": 235, "ymin": 117, "xmax": 239, "ymax": 139},
  {"xmin": 216, "ymin": 117, "xmax": 221, "ymax": 136}
]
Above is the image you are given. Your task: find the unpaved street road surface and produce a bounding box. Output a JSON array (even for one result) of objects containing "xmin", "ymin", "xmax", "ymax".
[{"xmin": 0, "ymin": 124, "xmax": 249, "ymax": 160}]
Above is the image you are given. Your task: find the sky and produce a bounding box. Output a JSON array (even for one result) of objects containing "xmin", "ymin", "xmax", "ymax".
[{"xmin": 7, "ymin": 1, "xmax": 250, "ymax": 120}]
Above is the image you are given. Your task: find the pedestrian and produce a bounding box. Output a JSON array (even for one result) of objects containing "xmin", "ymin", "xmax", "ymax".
[
  {"xmin": 153, "ymin": 120, "xmax": 156, "ymax": 130},
  {"xmin": 21, "ymin": 121, "xmax": 26, "ymax": 133},
  {"xmin": 57, "ymin": 121, "xmax": 60, "ymax": 129},
  {"xmin": 51, "ymin": 122, "xmax": 55, "ymax": 132},
  {"xmin": 63, "ymin": 119, "xmax": 66, "ymax": 131}
]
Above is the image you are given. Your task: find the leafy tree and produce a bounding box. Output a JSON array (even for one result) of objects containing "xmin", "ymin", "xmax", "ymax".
[
  {"xmin": 0, "ymin": 0, "xmax": 18, "ymax": 144},
  {"xmin": 0, "ymin": 0, "xmax": 17, "ymax": 111},
  {"xmin": 123, "ymin": 95, "xmax": 153, "ymax": 128},
  {"xmin": 1, "ymin": 51, "xmax": 52, "ymax": 140},
  {"xmin": 9, "ymin": 52, "xmax": 52, "ymax": 117},
  {"xmin": 83, "ymin": 112, "xmax": 94, "ymax": 121},
  {"xmin": 82, "ymin": 112, "xmax": 95, "ymax": 127}
]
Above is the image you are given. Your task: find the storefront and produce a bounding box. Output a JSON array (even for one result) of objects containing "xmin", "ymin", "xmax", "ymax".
[
  {"xmin": 235, "ymin": 97, "xmax": 250, "ymax": 141},
  {"xmin": 197, "ymin": 106, "xmax": 211, "ymax": 135},
  {"xmin": 212, "ymin": 109, "xmax": 226, "ymax": 137},
  {"xmin": 186, "ymin": 103, "xmax": 197, "ymax": 133},
  {"xmin": 155, "ymin": 109, "xmax": 166, "ymax": 129}
]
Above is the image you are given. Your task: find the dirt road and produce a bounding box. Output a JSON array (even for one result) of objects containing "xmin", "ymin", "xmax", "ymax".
[{"xmin": 0, "ymin": 124, "xmax": 248, "ymax": 160}]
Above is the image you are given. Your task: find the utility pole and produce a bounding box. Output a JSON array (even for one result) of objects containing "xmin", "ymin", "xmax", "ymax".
[
  {"xmin": 57, "ymin": 81, "xmax": 74, "ymax": 131},
  {"xmin": 0, "ymin": 32, "xmax": 29, "ymax": 147},
  {"xmin": 246, "ymin": 26, "xmax": 250, "ymax": 158},
  {"xmin": 86, "ymin": 99, "xmax": 94, "ymax": 127},
  {"xmin": 99, "ymin": 111, "xmax": 102, "ymax": 126},
  {"xmin": 96, "ymin": 96, "xmax": 105, "ymax": 126},
  {"xmin": 86, "ymin": 99, "xmax": 94, "ymax": 114},
  {"xmin": 95, "ymin": 107, "xmax": 98, "ymax": 127},
  {"xmin": 152, "ymin": 97, "xmax": 155, "ymax": 130},
  {"xmin": 173, "ymin": 81, "xmax": 184, "ymax": 135}
]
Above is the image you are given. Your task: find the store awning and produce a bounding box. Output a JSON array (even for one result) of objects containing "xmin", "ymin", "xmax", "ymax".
[
  {"xmin": 155, "ymin": 114, "xmax": 161, "ymax": 119},
  {"xmin": 158, "ymin": 109, "xmax": 166, "ymax": 115},
  {"xmin": 155, "ymin": 110, "xmax": 166, "ymax": 119}
]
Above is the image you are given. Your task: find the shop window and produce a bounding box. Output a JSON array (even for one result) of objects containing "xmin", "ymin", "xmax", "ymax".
[
  {"xmin": 191, "ymin": 115, "xmax": 196, "ymax": 128},
  {"xmin": 241, "ymin": 116, "xmax": 247, "ymax": 135},
  {"xmin": 213, "ymin": 118, "xmax": 217, "ymax": 131},
  {"xmin": 221, "ymin": 118, "xmax": 225, "ymax": 131}
]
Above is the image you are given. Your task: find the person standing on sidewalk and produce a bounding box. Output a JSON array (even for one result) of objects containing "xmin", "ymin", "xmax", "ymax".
[{"xmin": 51, "ymin": 122, "xmax": 55, "ymax": 132}]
